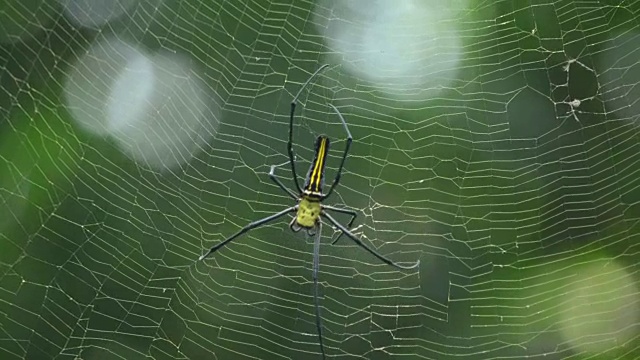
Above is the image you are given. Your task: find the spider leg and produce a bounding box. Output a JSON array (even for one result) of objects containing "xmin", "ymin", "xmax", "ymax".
[
  {"xmin": 321, "ymin": 104, "xmax": 352, "ymax": 200},
  {"xmin": 289, "ymin": 64, "xmax": 330, "ymax": 194},
  {"xmin": 321, "ymin": 212, "xmax": 419, "ymax": 270},
  {"xmin": 322, "ymin": 205, "xmax": 357, "ymax": 245},
  {"xmin": 199, "ymin": 206, "xmax": 297, "ymax": 261},
  {"xmin": 312, "ymin": 221, "xmax": 326, "ymax": 359},
  {"xmin": 269, "ymin": 163, "xmax": 298, "ymax": 200}
]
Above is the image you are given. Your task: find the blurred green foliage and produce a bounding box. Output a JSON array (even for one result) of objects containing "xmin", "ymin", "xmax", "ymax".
[{"xmin": 1, "ymin": 0, "xmax": 639, "ymax": 359}]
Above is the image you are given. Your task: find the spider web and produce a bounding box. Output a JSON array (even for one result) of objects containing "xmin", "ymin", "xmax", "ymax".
[{"xmin": 1, "ymin": 0, "xmax": 640, "ymax": 359}]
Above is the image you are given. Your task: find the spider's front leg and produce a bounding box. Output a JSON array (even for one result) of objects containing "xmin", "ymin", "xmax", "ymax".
[
  {"xmin": 311, "ymin": 221, "xmax": 326, "ymax": 359},
  {"xmin": 322, "ymin": 204, "xmax": 357, "ymax": 245},
  {"xmin": 321, "ymin": 211, "xmax": 420, "ymax": 270},
  {"xmin": 199, "ymin": 206, "xmax": 297, "ymax": 261}
]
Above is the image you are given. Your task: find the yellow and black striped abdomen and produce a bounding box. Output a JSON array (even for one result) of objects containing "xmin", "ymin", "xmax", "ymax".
[{"xmin": 303, "ymin": 135, "xmax": 330, "ymax": 195}]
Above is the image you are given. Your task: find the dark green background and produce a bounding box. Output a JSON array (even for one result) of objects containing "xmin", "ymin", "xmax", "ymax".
[{"xmin": 1, "ymin": 0, "xmax": 639, "ymax": 359}]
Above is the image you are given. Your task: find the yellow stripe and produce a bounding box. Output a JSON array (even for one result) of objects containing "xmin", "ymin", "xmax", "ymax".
[
  {"xmin": 310, "ymin": 139, "xmax": 324, "ymax": 192},
  {"xmin": 315, "ymin": 139, "xmax": 327, "ymax": 191},
  {"xmin": 309, "ymin": 138, "xmax": 327, "ymax": 192}
]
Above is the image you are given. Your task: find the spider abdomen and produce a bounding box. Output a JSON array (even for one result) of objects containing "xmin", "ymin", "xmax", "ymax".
[{"xmin": 303, "ymin": 135, "xmax": 330, "ymax": 194}]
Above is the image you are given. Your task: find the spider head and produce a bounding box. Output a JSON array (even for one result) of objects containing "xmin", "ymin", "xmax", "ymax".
[
  {"xmin": 291, "ymin": 196, "xmax": 321, "ymax": 233},
  {"xmin": 289, "ymin": 219, "xmax": 317, "ymax": 236}
]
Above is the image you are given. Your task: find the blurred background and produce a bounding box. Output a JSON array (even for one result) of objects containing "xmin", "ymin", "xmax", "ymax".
[{"xmin": 1, "ymin": 0, "xmax": 639, "ymax": 359}]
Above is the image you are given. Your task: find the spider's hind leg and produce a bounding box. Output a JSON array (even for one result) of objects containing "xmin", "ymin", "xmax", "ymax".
[
  {"xmin": 289, "ymin": 64, "xmax": 330, "ymax": 194},
  {"xmin": 269, "ymin": 160, "xmax": 298, "ymax": 200},
  {"xmin": 321, "ymin": 104, "xmax": 352, "ymax": 200}
]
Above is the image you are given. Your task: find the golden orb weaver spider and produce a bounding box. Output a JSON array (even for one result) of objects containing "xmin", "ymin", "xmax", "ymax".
[{"xmin": 199, "ymin": 64, "xmax": 420, "ymax": 359}]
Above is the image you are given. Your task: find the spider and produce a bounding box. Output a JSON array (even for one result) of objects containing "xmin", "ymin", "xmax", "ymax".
[{"xmin": 199, "ymin": 64, "xmax": 420, "ymax": 359}]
